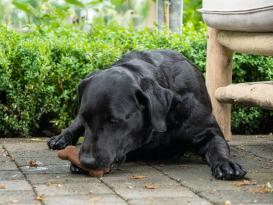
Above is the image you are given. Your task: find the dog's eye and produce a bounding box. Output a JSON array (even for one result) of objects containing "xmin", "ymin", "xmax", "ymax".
[
  {"xmin": 125, "ymin": 111, "xmax": 137, "ymax": 119},
  {"xmin": 125, "ymin": 113, "xmax": 132, "ymax": 119},
  {"xmin": 109, "ymin": 118, "xmax": 121, "ymax": 124}
]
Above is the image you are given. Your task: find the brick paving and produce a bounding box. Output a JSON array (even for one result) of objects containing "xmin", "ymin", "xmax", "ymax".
[{"xmin": 0, "ymin": 135, "xmax": 272, "ymax": 205}]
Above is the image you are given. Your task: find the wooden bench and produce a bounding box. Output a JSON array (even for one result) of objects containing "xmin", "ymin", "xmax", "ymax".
[{"xmin": 205, "ymin": 28, "xmax": 273, "ymax": 140}]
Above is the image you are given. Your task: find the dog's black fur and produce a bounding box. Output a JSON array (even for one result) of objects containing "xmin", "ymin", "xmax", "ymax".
[{"xmin": 48, "ymin": 50, "xmax": 246, "ymax": 180}]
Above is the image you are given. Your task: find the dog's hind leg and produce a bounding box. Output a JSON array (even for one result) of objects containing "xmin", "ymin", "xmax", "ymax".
[{"xmin": 48, "ymin": 116, "xmax": 84, "ymax": 150}]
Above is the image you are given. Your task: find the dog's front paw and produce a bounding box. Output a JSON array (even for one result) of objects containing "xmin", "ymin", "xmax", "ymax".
[
  {"xmin": 212, "ymin": 159, "xmax": 247, "ymax": 180},
  {"xmin": 47, "ymin": 134, "xmax": 72, "ymax": 150}
]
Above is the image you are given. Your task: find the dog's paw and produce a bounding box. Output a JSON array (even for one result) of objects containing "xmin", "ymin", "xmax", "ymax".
[
  {"xmin": 47, "ymin": 134, "xmax": 72, "ymax": 150},
  {"xmin": 212, "ymin": 159, "xmax": 247, "ymax": 180}
]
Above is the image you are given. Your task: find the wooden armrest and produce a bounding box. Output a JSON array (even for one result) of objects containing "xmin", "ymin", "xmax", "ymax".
[{"xmin": 215, "ymin": 82, "xmax": 273, "ymax": 110}]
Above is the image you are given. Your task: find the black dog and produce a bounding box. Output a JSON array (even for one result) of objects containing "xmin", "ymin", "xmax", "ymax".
[{"xmin": 48, "ymin": 50, "xmax": 246, "ymax": 180}]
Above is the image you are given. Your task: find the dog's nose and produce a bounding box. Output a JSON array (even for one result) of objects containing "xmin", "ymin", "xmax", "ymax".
[{"xmin": 80, "ymin": 156, "xmax": 96, "ymax": 169}]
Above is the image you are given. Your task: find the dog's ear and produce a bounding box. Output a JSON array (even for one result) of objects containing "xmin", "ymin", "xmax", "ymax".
[
  {"xmin": 77, "ymin": 78, "xmax": 89, "ymax": 105},
  {"xmin": 77, "ymin": 71, "xmax": 101, "ymax": 105},
  {"xmin": 136, "ymin": 78, "xmax": 173, "ymax": 132}
]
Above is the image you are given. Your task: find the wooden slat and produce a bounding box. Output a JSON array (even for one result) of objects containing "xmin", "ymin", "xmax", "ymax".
[
  {"xmin": 218, "ymin": 31, "xmax": 273, "ymax": 56},
  {"xmin": 215, "ymin": 82, "xmax": 273, "ymax": 110}
]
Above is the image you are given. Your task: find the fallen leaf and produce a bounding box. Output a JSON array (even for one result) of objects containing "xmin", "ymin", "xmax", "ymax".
[
  {"xmin": 1, "ymin": 151, "xmax": 8, "ymax": 157},
  {"xmin": 10, "ymin": 199, "xmax": 18, "ymax": 203},
  {"xmin": 36, "ymin": 194, "xmax": 45, "ymax": 201},
  {"xmin": 239, "ymin": 145, "xmax": 246, "ymax": 151},
  {"xmin": 56, "ymin": 183, "xmax": 62, "ymax": 188},
  {"xmin": 250, "ymin": 182, "xmax": 273, "ymax": 194},
  {"xmin": 0, "ymin": 184, "xmax": 6, "ymax": 189},
  {"xmin": 252, "ymin": 181, "xmax": 257, "ymax": 185},
  {"xmin": 144, "ymin": 184, "xmax": 158, "ymax": 189},
  {"xmin": 144, "ymin": 197, "xmax": 154, "ymax": 203},
  {"xmin": 224, "ymin": 200, "xmax": 232, "ymax": 205},
  {"xmin": 89, "ymin": 196, "xmax": 101, "ymax": 203},
  {"xmin": 28, "ymin": 160, "xmax": 38, "ymax": 167},
  {"xmin": 45, "ymin": 181, "xmax": 51, "ymax": 186},
  {"xmin": 131, "ymin": 175, "xmax": 146, "ymax": 180},
  {"xmin": 234, "ymin": 179, "xmax": 251, "ymax": 187}
]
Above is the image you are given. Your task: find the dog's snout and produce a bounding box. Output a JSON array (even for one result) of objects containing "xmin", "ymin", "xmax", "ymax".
[{"xmin": 80, "ymin": 155, "xmax": 96, "ymax": 169}]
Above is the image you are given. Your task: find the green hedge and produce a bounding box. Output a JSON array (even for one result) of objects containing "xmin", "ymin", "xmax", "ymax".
[{"xmin": 0, "ymin": 24, "xmax": 272, "ymax": 137}]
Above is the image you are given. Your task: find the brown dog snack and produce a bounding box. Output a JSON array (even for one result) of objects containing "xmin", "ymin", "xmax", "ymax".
[{"xmin": 57, "ymin": 146, "xmax": 110, "ymax": 177}]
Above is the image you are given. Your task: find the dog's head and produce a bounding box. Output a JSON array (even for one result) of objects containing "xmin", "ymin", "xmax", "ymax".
[{"xmin": 78, "ymin": 68, "xmax": 173, "ymax": 170}]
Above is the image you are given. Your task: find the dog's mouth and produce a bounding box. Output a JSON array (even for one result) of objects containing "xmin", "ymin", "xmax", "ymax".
[
  {"xmin": 80, "ymin": 155, "xmax": 126, "ymax": 177},
  {"xmin": 111, "ymin": 155, "xmax": 126, "ymax": 170},
  {"xmin": 88, "ymin": 168, "xmax": 111, "ymax": 177}
]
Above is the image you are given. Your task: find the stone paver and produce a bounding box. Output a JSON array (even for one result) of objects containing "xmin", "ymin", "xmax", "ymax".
[
  {"xmin": 129, "ymin": 197, "xmax": 211, "ymax": 205},
  {"xmin": 230, "ymin": 146, "xmax": 273, "ymax": 173},
  {"xmin": 0, "ymin": 171, "xmax": 24, "ymax": 180},
  {"xmin": 243, "ymin": 145, "xmax": 273, "ymax": 160},
  {"xmin": 0, "ymin": 135, "xmax": 272, "ymax": 205},
  {"xmin": 43, "ymin": 194, "xmax": 127, "ymax": 205},
  {"xmin": 0, "ymin": 191, "xmax": 41, "ymax": 205},
  {"xmin": 34, "ymin": 182, "xmax": 113, "ymax": 196},
  {"xmin": 0, "ymin": 180, "xmax": 32, "ymax": 191},
  {"xmin": 20, "ymin": 163, "xmax": 71, "ymax": 175},
  {"xmin": 0, "ymin": 160, "xmax": 19, "ymax": 171},
  {"xmin": 26, "ymin": 173, "xmax": 100, "ymax": 184}
]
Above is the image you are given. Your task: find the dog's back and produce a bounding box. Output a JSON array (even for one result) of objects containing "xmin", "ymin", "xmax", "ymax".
[{"xmin": 113, "ymin": 50, "xmax": 211, "ymax": 110}]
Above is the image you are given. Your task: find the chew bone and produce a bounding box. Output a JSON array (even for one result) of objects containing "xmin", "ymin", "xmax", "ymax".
[{"xmin": 57, "ymin": 146, "xmax": 110, "ymax": 177}]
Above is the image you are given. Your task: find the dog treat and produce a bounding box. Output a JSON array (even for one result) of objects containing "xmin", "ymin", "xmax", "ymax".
[{"xmin": 57, "ymin": 146, "xmax": 110, "ymax": 177}]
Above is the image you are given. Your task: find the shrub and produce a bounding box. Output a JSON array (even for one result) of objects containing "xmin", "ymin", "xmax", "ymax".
[{"xmin": 0, "ymin": 24, "xmax": 272, "ymax": 137}]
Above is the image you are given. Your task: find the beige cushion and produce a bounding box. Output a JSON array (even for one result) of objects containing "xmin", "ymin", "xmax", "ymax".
[{"xmin": 200, "ymin": 0, "xmax": 273, "ymax": 32}]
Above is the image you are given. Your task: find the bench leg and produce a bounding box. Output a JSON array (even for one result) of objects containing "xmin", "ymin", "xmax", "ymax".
[{"xmin": 206, "ymin": 28, "xmax": 233, "ymax": 141}]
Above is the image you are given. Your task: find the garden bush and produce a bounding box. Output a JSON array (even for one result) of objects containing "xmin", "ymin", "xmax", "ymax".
[{"xmin": 0, "ymin": 23, "xmax": 272, "ymax": 137}]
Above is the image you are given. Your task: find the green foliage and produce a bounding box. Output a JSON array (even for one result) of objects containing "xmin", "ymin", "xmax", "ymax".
[
  {"xmin": 231, "ymin": 54, "xmax": 273, "ymax": 134},
  {"xmin": 64, "ymin": 0, "xmax": 85, "ymax": 7},
  {"xmin": 4, "ymin": 0, "xmax": 152, "ymax": 30},
  {"xmin": 184, "ymin": 0, "xmax": 203, "ymax": 29},
  {"xmin": 0, "ymin": 24, "xmax": 272, "ymax": 137}
]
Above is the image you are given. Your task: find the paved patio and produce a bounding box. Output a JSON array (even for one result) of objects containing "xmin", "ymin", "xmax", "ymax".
[{"xmin": 0, "ymin": 135, "xmax": 272, "ymax": 205}]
